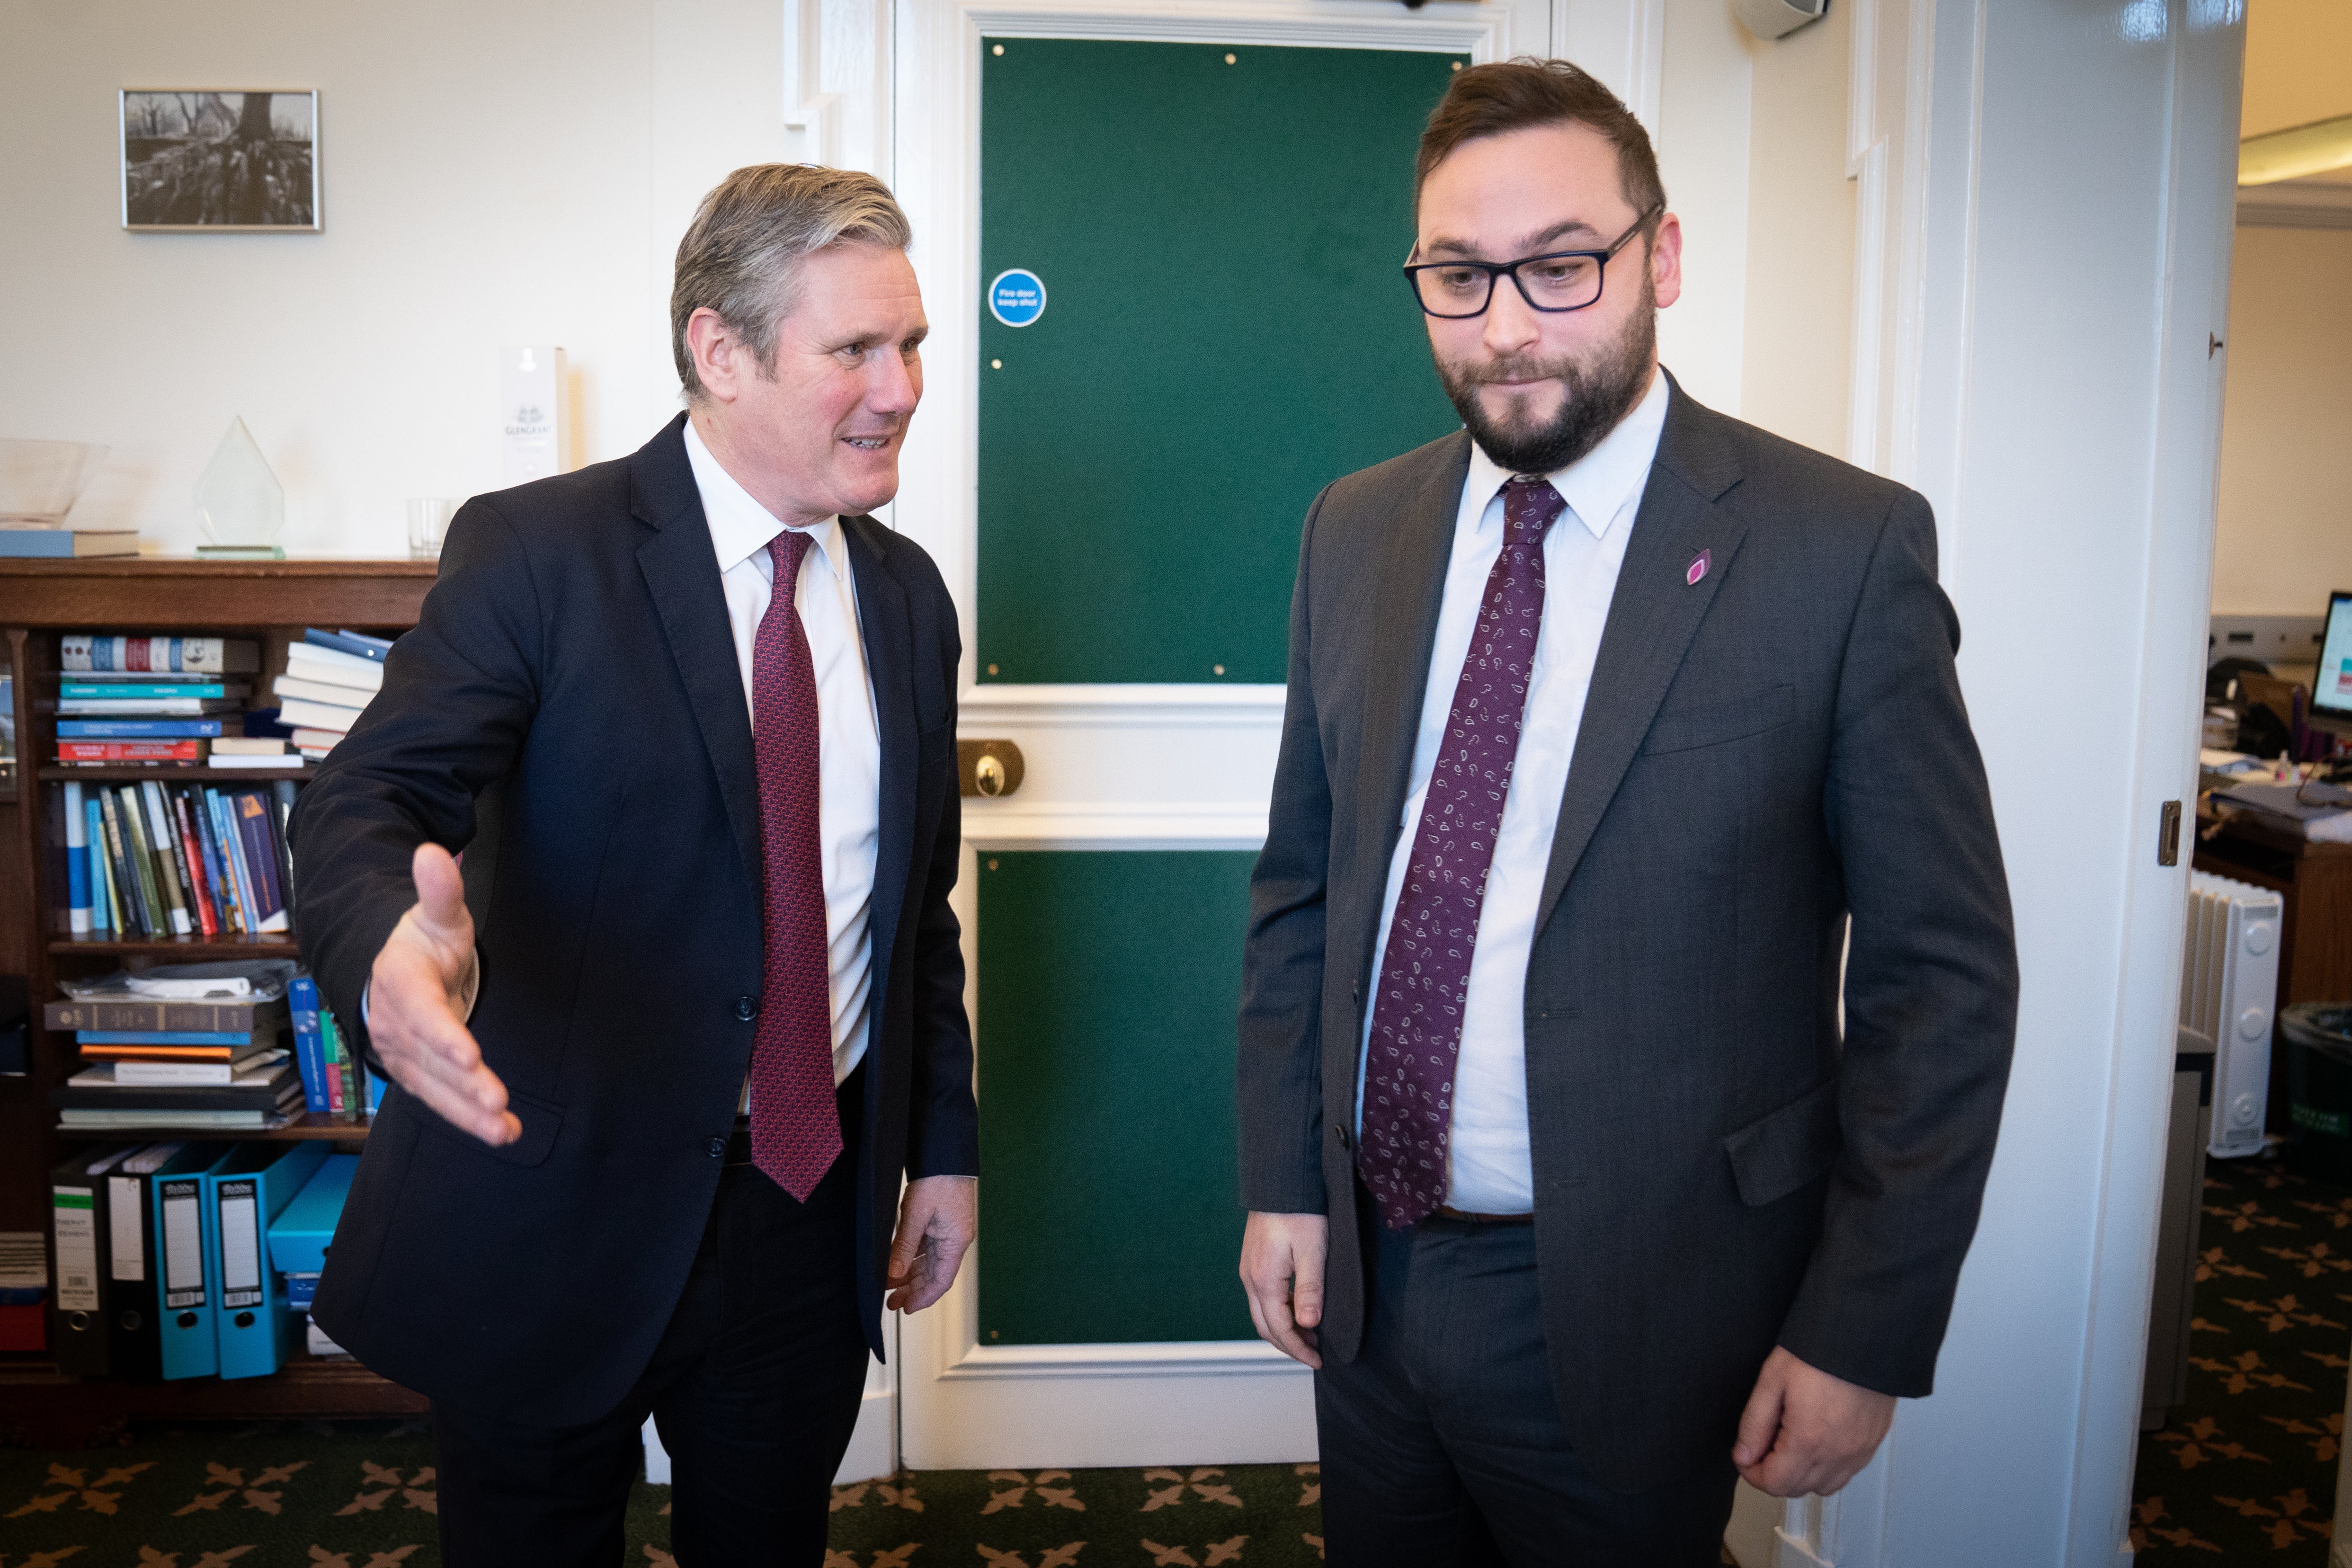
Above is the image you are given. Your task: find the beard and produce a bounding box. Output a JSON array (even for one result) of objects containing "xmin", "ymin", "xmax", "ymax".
[{"xmin": 1435, "ymin": 282, "xmax": 1658, "ymax": 476}]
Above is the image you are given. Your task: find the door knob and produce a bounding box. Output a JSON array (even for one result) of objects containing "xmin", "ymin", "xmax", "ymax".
[{"xmin": 958, "ymin": 739, "xmax": 1025, "ymax": 798}]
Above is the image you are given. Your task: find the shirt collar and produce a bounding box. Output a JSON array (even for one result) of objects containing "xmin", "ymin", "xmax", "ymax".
[
  {"xmin": 682, "ymin": 416, "xmax": 846, "ymax": 582},
  {"xmin": 1462, "ymin": 365, "xmax": 1672, "ymax": 543}
]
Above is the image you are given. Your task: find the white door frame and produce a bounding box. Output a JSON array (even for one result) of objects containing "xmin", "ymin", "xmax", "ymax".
[
  {"xmin": 886, "ymin": 0, "xmax": 1549, "ymax": 1471},
  {"xmin": 1773, "ymin": 1, "xmax": 2245, "ymax": 1564}
]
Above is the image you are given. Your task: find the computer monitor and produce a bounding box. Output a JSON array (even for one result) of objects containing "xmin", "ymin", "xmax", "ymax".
[{"xmin": 2315, "ymin": 590, "xmax": 2352, "ymax": 727}]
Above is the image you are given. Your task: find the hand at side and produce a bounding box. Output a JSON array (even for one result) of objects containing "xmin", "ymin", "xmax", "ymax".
[
  {"xmin": 366, "ymin": 842, "xmax": 516, "ymax": 1146},
  {"xmin": 1240, "ymin": 1211, "xmax": 1328, "ymax": 1370},
  {"xmin": 1732, "ymin": 1345, "xmax": 1896, "ymax": 1497},
  {"xmin": 886, "ymin": 1176, "xmax": 977, "ymax": 1312}
]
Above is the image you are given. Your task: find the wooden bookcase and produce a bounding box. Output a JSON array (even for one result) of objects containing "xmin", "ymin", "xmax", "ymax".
[{"xmin": 0, "ymin": 558, "xmax": 437, "ymax": 1441}]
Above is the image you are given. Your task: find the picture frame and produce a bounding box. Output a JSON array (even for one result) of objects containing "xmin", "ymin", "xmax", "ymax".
[{"xmin": 120, "ymin": 89, "xmax": 321, "ymax": 232}]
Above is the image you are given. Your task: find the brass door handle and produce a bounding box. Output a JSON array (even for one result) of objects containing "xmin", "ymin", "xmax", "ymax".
[{"xmin": 958, "ymin": 739, "xmax": 1025, "ymax": 798}]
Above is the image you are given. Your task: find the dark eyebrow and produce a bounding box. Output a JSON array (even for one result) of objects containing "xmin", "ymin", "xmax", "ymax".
[{"xmin": 1422, "ymin": 216, "xmax": 1608, "ymax": 260}]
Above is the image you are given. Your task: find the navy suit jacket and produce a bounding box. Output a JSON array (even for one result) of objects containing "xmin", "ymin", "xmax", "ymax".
[{"xmin": 294, "ymin": 415, "xmax": 976, "ymax": 1424}]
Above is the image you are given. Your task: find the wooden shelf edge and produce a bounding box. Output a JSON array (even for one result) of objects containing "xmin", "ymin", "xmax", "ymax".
[
  {"xmin": 36, "ymin": 766, "xmax": 316, "ymax": 782},
  {"xmin": 0, "ymin": 1353, "xmax": 428, "ymax": 1444},
  {"xmin": 57, "ymin": 1114, "xmax": 370, "ymax": 1141},
  {"xmin": 50, "ymin": 934, "xmax": 300, "ymax": 955}
]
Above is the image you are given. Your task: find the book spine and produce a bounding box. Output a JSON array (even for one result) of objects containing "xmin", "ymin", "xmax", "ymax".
[
  {"xmin": 63, "ymin": 782, "xmax": 90, "ymax": 935},
  {"xmin": 61, "ymin": 633, "xmax": 94, "ymax": 671},
  {"xmin": 303, "ymin": 627, "xmax": 391, "ymax": 663},
  {"xmin": 319, "ymin": 1007, "xmax": 348, "ymax": 1117},
  {"xmin": 77, "ymin": 1030, "xmax": 257, "ymax": 1046},
  {"xmin": 169, "ymin": 791, "xmax": 218, "ymax": 939},
  {"xmin": 94, "ymin": 792, "xmax": 137, "ymax": 936},
  {"xmin": 57, "ymin": 721, "xmax": 225, "ymax": 739},
  {"xmin": 57, "ymin": 741, "xmax": 206, "ymax": 762},
  {"xmin": 206, "ymin": 789, "xmax": 255, "ymax": 935},
  {"xmin": 100, "ymin": 789, "xmax": 152, "ymax": 937},
  {"xmin": 128, "ymin": 784, "xmax": 177, "ymax": 937},
  {"xmin": 188, "ymin": 793, "xmax": 233, "ymax": 935},
  {"xmin": 288, "ymin": 977, "xmax": 330, "ymax": 1114},
  {"xmin": 45, "ymin": 1000, "xmax": 279, "ymax": 1032},
  {"xmin": 235, "ymin": 793, "xmax": 289, "ymax": 933},
  {"xmin": 140, "ymin": 781, "xmax": 193, "ymax": 936},
  {"xmin": 86, "ymin": 799, "xmax": 115, "ymax": 934},
  {"xmin": 272, "ymin": 780, "xmax": 299, "ymax": 926}
]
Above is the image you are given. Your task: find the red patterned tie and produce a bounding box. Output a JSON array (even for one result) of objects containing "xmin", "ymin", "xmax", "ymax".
[{"xmin": 748, "ymin": 530, "xmax": 843, "ymax": 1200}]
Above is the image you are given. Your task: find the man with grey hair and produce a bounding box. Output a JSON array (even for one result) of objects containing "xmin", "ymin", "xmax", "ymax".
[{"xmin": 293, "ymin": 163, "xmax": 978, "ymax": 1566}]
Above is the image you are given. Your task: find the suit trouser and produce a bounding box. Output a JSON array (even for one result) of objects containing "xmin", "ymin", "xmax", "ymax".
[
  {"xmin": 431, "ymin": 1070, "xmax": 870, "ymax": 1568},
  {"xmin": 1314, "ymin": 1201, "xmax": 1738, "ymax": 1568}
]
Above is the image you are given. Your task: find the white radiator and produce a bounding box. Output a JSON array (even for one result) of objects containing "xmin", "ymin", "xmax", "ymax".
[{"xmin": 2179, "ymin": 870, "xmax": 2284, "ymax": 1158}]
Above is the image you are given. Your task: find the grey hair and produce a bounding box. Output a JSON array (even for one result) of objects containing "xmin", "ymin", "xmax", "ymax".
[{"xmin": 669, "ymin": 163, "xmax": 914, "ymax": 400}]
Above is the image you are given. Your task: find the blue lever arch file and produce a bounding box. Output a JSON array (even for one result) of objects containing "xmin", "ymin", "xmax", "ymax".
[
  {"xmin": 151, "ymin": 1142, "xmax": 237, "ymax": 1380},
  {"xmin": 208, "ymin": 1140, "xmax": 330, "ymax": 1380}
]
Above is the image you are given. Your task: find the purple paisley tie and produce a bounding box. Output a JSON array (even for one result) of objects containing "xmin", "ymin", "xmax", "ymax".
[{"xmin": 1358, "ymin": 476, "xmax": 1564, "ymax": 1230}]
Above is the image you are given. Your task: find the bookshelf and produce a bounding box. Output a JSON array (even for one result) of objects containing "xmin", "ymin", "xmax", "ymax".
[{"xmin": 0, "ymin": 558, "xmax": 436, "ymax": 1439}]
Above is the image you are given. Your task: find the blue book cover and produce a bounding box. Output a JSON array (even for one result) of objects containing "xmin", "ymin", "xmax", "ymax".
[
  {"xmin": 78, "ymin": 1030, "xmax": 259, "ymax": 1047},
  {"xmin": 303, "ymin": 627, "xmax": 392, "ymax": 664},
  {"xmin": 64, "ymin": 781, "xmax": 90, "ymax": 934},
  {"xmin": 0, "ymin": 532, "xmax": 114, "ymax": 558},
  {"xmin": 60, "ymin": 682, "xmax": 230, "ymax": 699},
  {"xmin": 57, "ymin": 720, "xmax": 225, "ymax": 739},
  {"xmin": 288, "ymin": 976, "xmax": 330, "ymax": 1114},
  {"xmin": 85, "ymin": 799, "xmax": 112, "ymax": 932},
  {"xmin": 266, "ymin": 1154, "xmax": 360, "ymax": 1276}
]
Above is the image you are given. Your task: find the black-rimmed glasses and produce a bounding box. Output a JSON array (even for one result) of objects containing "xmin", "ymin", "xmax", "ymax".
[{"xmin": 1403, "ymin": 202, "xmax": 1665, "ymax": 319}]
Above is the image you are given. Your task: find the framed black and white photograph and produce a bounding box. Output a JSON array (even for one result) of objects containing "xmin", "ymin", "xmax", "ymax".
[{"xmin": 120, "ymin": 90, "xmax": 320, "ymax": 232}]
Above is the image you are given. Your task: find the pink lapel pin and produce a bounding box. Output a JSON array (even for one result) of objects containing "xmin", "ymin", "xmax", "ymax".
[{"xmin": 1686, "ymin": 549, "xmax": 1711, "ymax": 587}]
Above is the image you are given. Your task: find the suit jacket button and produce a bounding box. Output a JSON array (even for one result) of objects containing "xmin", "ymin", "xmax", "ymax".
[
  {"xmin": 707, "ymin": 1136, "xmax": 726, "ymax": 1159},
  {"xmin": 1333, "ymin": 1123, "xmax": 1351, "ymax": 1150},
  {"xmin": 733, "ymin": 995, "xmax": 757, "ymax": 1022}
]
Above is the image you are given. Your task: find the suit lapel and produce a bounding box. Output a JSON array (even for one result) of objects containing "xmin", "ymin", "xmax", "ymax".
[
  {"xmin": 632, "ymin": 417, "xmax": 764, "ymax": 890},
  {"xmin": 845, "ymin": 518, "xmax": 916, "ymax": 991},
  {"xmin": 1533, "ymin": 383, "xmax": 1747, "ymax": 937},
  {"xmin": 1353, "ymin": 433, "xmax": 1474, "ymax": 936}
]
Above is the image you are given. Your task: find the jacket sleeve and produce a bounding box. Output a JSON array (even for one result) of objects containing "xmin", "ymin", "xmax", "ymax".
[
  {"xmin": 1235, "ymin": 487, "xmax": 1335, "ymax": 1214},
  {"xmin": 903, "ymin": 573, "xmax": 979, "ymax": 1180},
  {"xmin": 288, "ymin": 499, "xmax": 542, "ymax": 1068},
  {"xmin": 1776, "ymin": 489, "xmax": 2020, "ymax": 1397}
]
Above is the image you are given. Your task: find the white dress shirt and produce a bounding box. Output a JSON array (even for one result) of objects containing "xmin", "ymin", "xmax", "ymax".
[
  {"xmin": 684, "ymin": 419, "xmax": 883, "ymax": 1093},
  {"xmin": 1355, "ymin": 369, "xmax": 1671, "ymax": 1213}
]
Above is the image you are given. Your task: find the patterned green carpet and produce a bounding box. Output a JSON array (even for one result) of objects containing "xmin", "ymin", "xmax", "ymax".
[
  {"xmin": 2132, "ymin": 1157, "xmax": 2352, "ymax": 1561},
  {"xmin": 13, "ymin": 1157, "xmax": 2337, "ymax": 1568},
  {"xmin": 0, "ymin": 1422, "xmax": 1328, "ymax": 1567}
]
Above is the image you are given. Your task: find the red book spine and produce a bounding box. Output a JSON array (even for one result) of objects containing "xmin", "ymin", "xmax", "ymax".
[
  {"xmin": 56, "ymin": 740, "xmax": 203, "ymax": 762},
  {"xmin": 171, "ymin": 792, "xmax": 219, "ymax": 938}
]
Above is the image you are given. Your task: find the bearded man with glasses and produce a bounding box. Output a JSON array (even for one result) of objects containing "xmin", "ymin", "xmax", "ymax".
[{"xmin": 1235, "ymin": 58, "xmax": 2018, "ymax": 1566}]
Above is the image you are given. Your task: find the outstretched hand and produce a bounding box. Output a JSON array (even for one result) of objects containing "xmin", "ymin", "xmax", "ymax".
[{"xmin": 366, "ymin": 842, "xmax": 515, "ymax": 1146}]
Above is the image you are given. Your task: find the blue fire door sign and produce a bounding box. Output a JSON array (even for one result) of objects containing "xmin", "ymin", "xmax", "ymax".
[{"xmin": 988, "ymin": 269, "xmax": 1048, "ymax": 327}]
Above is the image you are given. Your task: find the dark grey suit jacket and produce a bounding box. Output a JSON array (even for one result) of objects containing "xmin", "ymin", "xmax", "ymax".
[{"xmin": 1236, "ymin": 377, "xmax": 2017, "ymax": 1490}]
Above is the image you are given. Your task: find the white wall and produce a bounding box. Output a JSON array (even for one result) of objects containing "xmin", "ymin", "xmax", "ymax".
[
  {"xmin": 1737, "ymin": 2, "xmax": 1855, "ymax": 458},
  {"xmin": 0, "ymin": 0, "xmax": 789, "ymax": 555},
  {"xmin": 2210, "ymin": 225, "xmax": 2352, "ymax": 615}
]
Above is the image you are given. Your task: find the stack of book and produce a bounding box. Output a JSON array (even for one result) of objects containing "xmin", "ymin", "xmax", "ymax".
[
  {"xmin": 272, "ymin": 629, "xmax": 391, "ymax": 761},
  {"xmin": 62, "ymin": 777, "xmax": 297, "ymax": 938},
  {"xmin": 56, "ymin": 635, "xmax": 259, "ymax": 767},
  {"xmin": 45, "ymin": 986, "xmax": 300, "ymax": 1131}
]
